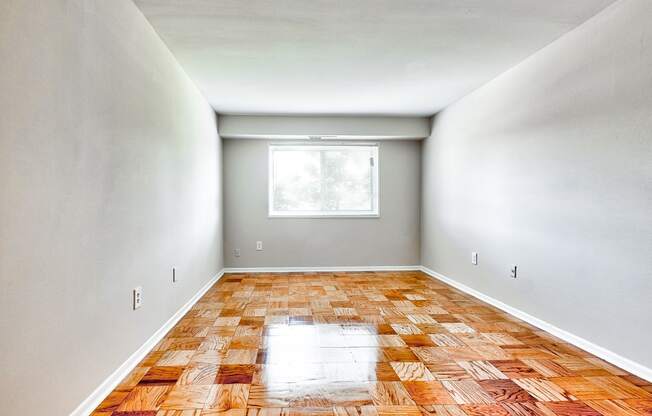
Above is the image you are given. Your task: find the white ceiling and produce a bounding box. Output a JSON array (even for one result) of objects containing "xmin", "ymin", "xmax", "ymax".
[{"xmin": 134, "ymin": 0, "xmax": 614, "ymax": 116}]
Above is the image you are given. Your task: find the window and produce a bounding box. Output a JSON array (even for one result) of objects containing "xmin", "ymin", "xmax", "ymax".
[{"xmin": 269, "ymin": 144, "xmax": 379, "ymax": 217}]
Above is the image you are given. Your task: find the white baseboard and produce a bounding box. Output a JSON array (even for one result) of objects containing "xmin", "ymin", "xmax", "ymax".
[
  {"xmin": 420, "ymin": 266, "xmax": 652, "ymax": 382},
  {"xmin": 223, "ymin": 265, "xmax": 421, "ymax": 273},
  {"xmin": 69, "ymin": 269, "xmax": 225, "ymax": 416}
]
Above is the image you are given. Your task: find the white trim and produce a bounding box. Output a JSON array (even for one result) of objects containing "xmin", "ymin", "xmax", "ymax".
[
  {"xmin": 419, "ymin": 266, "xmax": 652, "ymax": 382},
  {"xmin": 269, "ymin": 141, "xmax": 380, "ymax": 146},
  {"xmin": 69, "ymin": 270, "xmax": 225, "ymax": 416},
  {"xmin": 267, "ymin": 214, "xmax": 380, "ymax": 219},
  {"xmin": 224, "ymin": 265, "xmax": 421, "ymax": 273}
]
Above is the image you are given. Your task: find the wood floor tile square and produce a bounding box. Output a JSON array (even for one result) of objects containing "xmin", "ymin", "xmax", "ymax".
[
  {"xmin": 368, "ymin": 382, "xmax": 416, "ymax": 406},
  {"xmin": 117, "ymin": 386, "xmax": 171, "ymax": 411},
  {"xmin": 519, "ymin": 360, "xmax": 575, "ymax": 378},
  {"xmin": 416, "ymin": 404, "xmax": 466, "ymax": 416},
  {"xmin": 402, "ymin": 381, "xmax": 455, "ymax": 405},
  {"xmin": 390, "ymin": 362, "xmax": 435, "ymax": 381},
  {"xmin": 374, "ymin": 335, "xmax": 406, "ymax": 347},
  {"xmin": 204, "ymin": 384, "xmax": 250, "ymax": 411},
  {"xmin": 390, "ymin": 324, "xmax": 423, "ymax": 335},
  {"xmin": 500, "ymin": 347, "xmax": 555, "ymax": 360},
  {"xmin": 455, "ymin": 333, "xmax": 491, "ymax": 346},
  {"xmin": 190, "ymin": 351, "xmax": 227, "ymax": 365},
  {"xmin": 332, "ymin": 405, "xmax": 378, "ymax": 416},
  {"xmin": 441, "ymin": 323, "xmax": 476, "ymax": 334},
  {"xmin": 586, "ymin": 376, "xmax": 652, "ymax": 399},
  {"xmin": 400, "ymin": 335, "xmax": 436, "ymax": 347},
  {"xmin": 542, "ymin": 401, "xmax": 603, "ymax": 416},
  {"xmin": 417, "ymin": 324, "xmax": 446, "ymax": 334},
  {"xmin": 430, "ymin": 334, "xmax": 466, "ymax": 347},
  {"xmin": 460, "ymin": 404, "xmax": 511, "ymax": 416},
  {"xmin": 548, "ymin": 376, "xmax": 615, "ymax": 400},
  {"xmin": 431, "ymin": 315, "xmax": 461, "ymax": 324},
  {"xmin": 441, "ymin": 380, "xmax": 495, "ymax": 405},
  {"xmin": 235, "ymin": 325, "xmax": 264, "ymax": 337},
  {"xmin": 373, "ymin": 405, "xmax": 422, "ymax": 415},
  {"xmin": 584, "ymin": 399, "xmax": 643, "ymax": 416},
  {"xmin": 139, "ymin": 366, "xmax": 185, "ymax": 386},
  {"xmin": 477, "ymin": 380, "xmax": 535, "ymax": 403},
  {"xmin": 360, "ymin": 362, "xmax": 400, "ymax": 381},
  {"xmin": 440, "ymin": 347, "xmax": 483, "ymax": 361},
  {"xmin": 585, "ymin": 358, "xmax": 629, "ymax": 376},
  {"xmin": 471, "ymin": 345, "xmax": 513, "ymax": 360},
  {"xmin": 177, "ymin": 364, "xmax": 219, "ymax": 385},
  {"xmin": 157, "ymin": 351, "xmax": 195, "ymax": 366},
  {"xmin": 407, "ymin": 314, "xmax": 438, "ymax": 325},
  {"xmin": 224, "ymin": 349, "xmax": 258, "ymax": 364},
  {"xmin": 458, "ymin": 361, "xmax": 508, "ymax": 380},
  {"xmin": 207, "ymin": 327, "xmax": 237, "ymax": 337},
  {"xmin": 276, "ymin": 408, "xmax": 334, "ymax": 416},
  {"xmin": 156, "ymin": 409, "xmax": 202, "ymax": 416},
  {"xmin": 160, "ymin": 385, "xmax": 213, "ymax": 409},
  {"xmin": 481, "ymin": 333, "xmax": 524, "ymax": 346},
  {"xmin": 498, "ymin": 402, "xmax": 554, "ymax": 416},
  {"xmin": 214, "ymin": 317, "xmax": 241, "ymax": 327},
  {"xmin": 553, "ymin": 357, "xmax": 611, "ymax": 376},
  {"xmin": 216, "ymin": 364, "xmax": 257, "ymax": 384},
  {"xmin": 95, "ymin": 389, "xmax": 130, "ymax": 412},
  {"xmin": 426, "ymin": 362, "xmax": 472, "ymax": 381},
  {"xmin": 322, "ymin": 382, "xmax": 374, "ymax": 407},
  {"xmin": 120, "ymin": 367, "xmax": 152, "ymax": 388},
  {"xmin": 512, "ymin": 379, "xmax": 573, "ymax": 402},
  {"xmin": 489, "ymin": 360, "xmax": 541, "ymax": 379},
  {"xmin": 374, "ymin": 324, "xmax": 398, "ymax": 335},
  {"xmin": 156, "ymin": 337, "xmax": 204, "ymax": 351},
  {"xmin": 411, "ymin": 347, "xmax": 449, "ymax": 363},
  {"xmin": 380, "ymin": 348, "xmax": 419, "ymax": 362},
  {"xmin": 624, "ymin": 398, "xmax": 652, "ymax": 415},
  {"xmin": 141, "ymin": 352, "xmax": 165, "ymax": 367},
  {"xmin": 199, "ymin": 337, "xmax": 232, "ymax": 352},
  {"xmin": 247, "ymin": 384, "xmax": 302, "ymax": 408}
]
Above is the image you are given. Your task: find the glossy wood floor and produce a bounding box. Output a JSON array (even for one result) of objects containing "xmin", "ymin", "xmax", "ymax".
[{"xmin": 93, "ymin": 271, "xmax": 652, "ymax": 416}]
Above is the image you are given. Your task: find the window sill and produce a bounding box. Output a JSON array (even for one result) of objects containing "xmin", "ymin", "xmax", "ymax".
[{"xmin": 268, "ymin": 214, "xmax": 380, "ymax": 219}]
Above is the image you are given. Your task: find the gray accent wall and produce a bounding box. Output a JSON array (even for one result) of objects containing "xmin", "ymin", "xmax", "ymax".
[
  {"xmin": 0, "ymin": 1, "xmax": 223, "ymax": 414},
  {"xmin": 421, "ymin": 0, "xmax": 652, "ymax": 369},
  {"xmin": 224, "ymin": 139, "xmax": 421, "ymax": 268}
]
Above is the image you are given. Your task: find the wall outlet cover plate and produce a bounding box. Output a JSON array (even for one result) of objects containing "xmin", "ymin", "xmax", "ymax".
[{"xmin": 133, "ymin": 287, "xmax": 143, "ymax": 309}]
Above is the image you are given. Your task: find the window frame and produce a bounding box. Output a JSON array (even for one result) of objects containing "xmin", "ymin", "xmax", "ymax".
[{"xmin": 268, "ymin": 143, "xmax": 380, "ymax": 218}]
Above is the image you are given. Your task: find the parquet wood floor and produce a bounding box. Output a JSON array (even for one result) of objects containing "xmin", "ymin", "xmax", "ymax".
[{"xmin": 92, "ymin": 271, "xmax": 652, "ymax": 416}]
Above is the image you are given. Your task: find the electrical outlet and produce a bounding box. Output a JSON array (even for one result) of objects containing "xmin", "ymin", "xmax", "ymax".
[
  {"xmin": 233, "ymin": 248, "xmax": 240, "ymax": 257},
  {"xmin": 256, "ymin": 241, "xmax": 263, "ymax": 251},
  {"xmin": 133, "ymin": 286, "xmax": 142, "ymax": 310},
  {"xmin": 172, "ymin": 267, "xmax": 176, "ymax": 283},
  {"xmin": 510, "ymin": 265, "xmax": 518, "ymax": 279},
  {"xmin": 471, "ymin": 252, "xmax": 478, "ymax": 265}
]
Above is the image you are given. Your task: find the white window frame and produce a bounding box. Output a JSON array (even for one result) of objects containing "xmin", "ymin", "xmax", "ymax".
[{"xmin": 268, "ymin": 143, "xmax": 380, "ymax": 218}]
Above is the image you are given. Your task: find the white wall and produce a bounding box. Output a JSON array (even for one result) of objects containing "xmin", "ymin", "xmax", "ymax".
[
  {"xmin": 224, "ymin": 139, "xmax": 421, "ymax": 268},
  {"xmin": 0, "ymin": 1, "xmax": 223, "ymax": 414},
  {"xmin": 421, "ymin": 0, "xmax": 652, "ymax": 370}
]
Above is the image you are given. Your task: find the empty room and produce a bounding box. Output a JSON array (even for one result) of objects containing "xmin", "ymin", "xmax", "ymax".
[{"xmin": 1, "ymin": 0, "xmax": 651, "ymax": 415}]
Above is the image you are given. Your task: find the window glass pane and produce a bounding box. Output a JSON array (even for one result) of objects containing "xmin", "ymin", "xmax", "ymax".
[
  {"xmin": 321, "ymin": 148, "xmax": 372, "ymax": 211},
  {"xmin": 269, "ymin": 145, "xmax": 378, "ymax": 216},
  {"xmin": 272, "ymin": 150, "xmax": 321, "ymax": 211}
]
